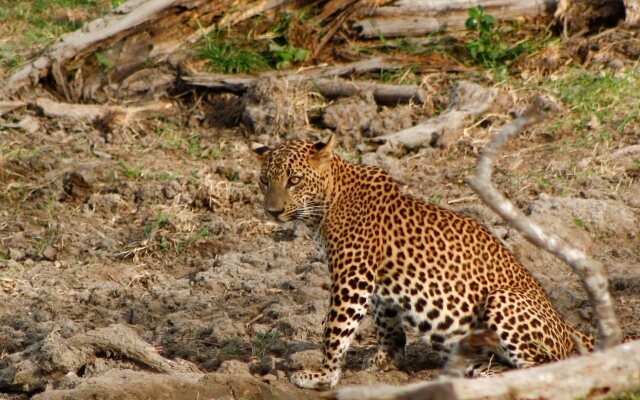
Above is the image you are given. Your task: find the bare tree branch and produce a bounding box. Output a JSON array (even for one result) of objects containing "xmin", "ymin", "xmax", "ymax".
[
  {"xmin": 329, "ymin": 339, "xmax": 640, "ymax": 400},
  {"xmin": 466, "ymin": 101, "xmax": 622, "ymax": 348}
]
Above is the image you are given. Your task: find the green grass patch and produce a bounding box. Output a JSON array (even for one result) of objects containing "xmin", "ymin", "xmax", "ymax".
[
  {"xmin": 201, "ymin": 32, "xmax": 268, "ymax": 74},
  {"xmin": 549, "ymin": 69, "xmax": 640, "ymax": 126},
  {"xmin": 220, "ymin": 338, "xmax": 246, "ymax": 356},
  {"xmin": 118, "ymin": 162, "xmax": 145, "ymax": 179},
  {"xmin": 0, "ymin": 0, "xmax": 115, "ymax": 74},
  {"xmin": 464, "ymin": 6, "xmax": 553, "ymax": 72},
  {"xmin": 251, "ymin": 331, "xmax": 279, "ymax": 357},
  {"xmin": 177, "ymin": 226, "xmax": 210, "ymax": 253},
  {"xmin": 94, "ymin": 52, "xmax": 114, "ymax": 71},
  {"xmin": 199, "ymin": 13, "xmax": 311, "ymax": 74},
  {"xmin": 544, "ymin": 68, "xmax": 640, "ymax": 144},
  {"xmin": 610, "ymin": 391, "xmax": 640, "ymax": 400}
]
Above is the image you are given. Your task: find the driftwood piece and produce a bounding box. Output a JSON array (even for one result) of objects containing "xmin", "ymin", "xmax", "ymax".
[
  {"xmin": 467, "ymin": 101, "xmax": 622, "ymax": 348},
  {"xmin": 70, "ymin": 324, "xmax": 199, "ymax": 373},
  {"xmin": 363, "ymin": 81, "xmax": 496, "ymax": 152},
  {"xmin": 554, "ymin": 0, "xmax": 629, "ymax": 36},
  {"xmin": 6, "ymin": 0, "xmax": 182, "ymax": 96},
  {"xmin": 2, "ymin": 0, "xmax": 235, "ymax": 100},
  {"xmin": 35, "ymin": 98, "xmax": 174, "ymax": 125},
  {"xmin": 218, "ymin": 0, "xmax": 292, "ymax": 26},
  {"xmin": 613, "ymin": 144, "xmax": 640, "ymax": 158},
  {"xmin": 0, "ymin": 323, "xmax": 199, "ymax": 393},
  {"xmin": 183, "ymin": 71, "xmax": 428, "ymax": 105},
  {"xmin": 354, "ymin": 0, "xmax": 558, "ymax": 38},
  {"xmin": 0, "ymin": 101, "xmax": 27, "ymax": 117},
  {"xmin": 625, "ymin": 0, "xmax": 640, "ymax": 25},
  {"xmin": 330, "ymin": 339, "xmax": 640, "ymax": 400},
  {"xmin": 305, "ymin": 57, "xmax": 403, "ymax": 78},
  {"xmin": 30, "ymin": 370, "xmax": 318, "ymax": 400}
]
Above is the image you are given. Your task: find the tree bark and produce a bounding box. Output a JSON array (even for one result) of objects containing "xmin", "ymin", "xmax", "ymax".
[
  {"xmin": 362, "ymin": 81, "xmax": 497, "ymax": 152},
  {"xmin": 3, "ymin": 0, "xmax": 231, "ymax": 100},
  {"xmin": 183, "ymin": 71, "xmax": 428, "ymax": 105},
  {"xmin": 354, "ymin": 0, "xmax": 558, "ymax": 38},
  {"xmin": 624, "ymin": 0, "xmax": 640, "ymax": 25},
  {"xmin": 329, "ymin": 339, "xmax": 640, "ymax": 400}
]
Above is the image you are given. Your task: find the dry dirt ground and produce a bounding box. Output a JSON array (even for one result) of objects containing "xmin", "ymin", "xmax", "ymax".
[
  {"xmin": 1, "ymin": 6, "xmax": 640, "ymax": 398},
  {"xmin": 1, "ymin": 80, "xmax": 639, "ymax": 399}
]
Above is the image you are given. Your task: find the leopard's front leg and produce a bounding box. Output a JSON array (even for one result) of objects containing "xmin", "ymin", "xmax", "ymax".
[{"xmin": 290, "ymin": 265, "xmax": 375, "ymax": 389}]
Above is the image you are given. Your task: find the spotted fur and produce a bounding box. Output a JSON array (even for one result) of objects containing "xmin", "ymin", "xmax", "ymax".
[{"xmin": 253, "ymin": 136, "xmax": 595, "ymax": 389}]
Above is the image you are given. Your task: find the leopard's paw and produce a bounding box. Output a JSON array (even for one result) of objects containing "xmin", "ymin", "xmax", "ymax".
[{"xmin": 289, "ymin": 369, "xmax": 338, "ymax": 389}]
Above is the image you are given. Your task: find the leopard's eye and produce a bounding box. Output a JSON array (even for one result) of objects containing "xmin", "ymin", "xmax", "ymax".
[
  {"xmin": 259, "ymin": 176, "xmax": 269, "ymax": 186},
  {"xmin": 288, "ymin": 176, "xmax": 302, "ymax": 187}
]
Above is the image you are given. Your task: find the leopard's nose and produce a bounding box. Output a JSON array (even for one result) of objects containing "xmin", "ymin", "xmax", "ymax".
[{"xmin": 266, "ymin": 209, "xmax": 284, "ymax": 218}]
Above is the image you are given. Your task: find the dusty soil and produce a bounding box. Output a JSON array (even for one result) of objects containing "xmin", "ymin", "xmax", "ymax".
[{"xmin": 2, "ymin": 29, "xmax": 640, "ymax": 400}]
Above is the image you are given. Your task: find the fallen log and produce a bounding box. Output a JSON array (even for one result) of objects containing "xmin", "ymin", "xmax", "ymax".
[
  {"xmin": 362, "ymin": 81, "xmax": 497, "ymax": 152},
  {"xmin": 34, "ymin": 98, "xmax": 174, "ymax": 125},
  {"xmin": 183, "ymin": 71, "xmax": 428, "ymax": 105},
  {"xmin": 0, "ymin": 324, "xmax": 199, "ymax": 393},
  {"xmin": 554, "ymin": 0, "xmax": 631, "ymax": 36},
  {"xmin": 31, "ymin": 370, "xmax": 317, "ymax": 400},
  {"xmin": 305, "ymin": 57, "xmax": 403, "ymax": 78},
  {"xmin": 354, "ymin": 0, "xmax": 558, "ymax": 38},
  {"xmin": 625, "ymin": 0, "xmax": 640, "ymax": 25},
  {"xmin": 0, "ymin": 101, "xmax": 27, "ymax": 117},
  {"xmin": 70, "ymin": 324, "xmax": 199, "ymax": 374},
  {"xmin": 3, "ymin": 0, "xmax": 233, "ymax": 100},
  {"xmin": 329, "ymin": 339, "xmax": 640, "ymax": 400}
]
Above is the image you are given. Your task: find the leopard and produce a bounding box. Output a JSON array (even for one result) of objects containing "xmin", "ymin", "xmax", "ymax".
[{"xmin": 252, "ymin": 135, "xmax": 595, "ymax": 389}]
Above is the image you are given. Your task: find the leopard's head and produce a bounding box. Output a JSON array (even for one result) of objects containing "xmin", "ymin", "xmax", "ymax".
[{"xmin": 252, "ymin": 135, "xmax": 335, "ymax": 224}]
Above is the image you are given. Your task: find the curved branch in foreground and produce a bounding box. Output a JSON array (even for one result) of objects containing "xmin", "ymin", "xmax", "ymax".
[
  {"xmin": 466, "ymin": 100, "xmax": 622, "ymax": 348},
  {"xmin": 329, "ymin": 339, "xmax": 640, "ymax": 400}
]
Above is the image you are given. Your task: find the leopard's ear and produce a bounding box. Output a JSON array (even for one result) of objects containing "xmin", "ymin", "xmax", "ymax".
[
  {"xmin": 251, "ymin": 142, "xmax": 272, "ymax": 161},
  {"xmin": 311, "ymin": 134, "xmax": 336, "ymax": 167}
]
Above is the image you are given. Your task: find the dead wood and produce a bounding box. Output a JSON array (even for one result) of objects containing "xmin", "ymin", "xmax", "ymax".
[
  {"xmin": 624, "ymin": 0, "xmax": 640, "ymax": 25},
  {"xmin": 3, "ymin": 0, "xmax": 233, "ymax": 100},
  {"xmin": 354, "ymin": 0, "xmax": 558, "ymax": 38},
  {"xmin": 183, "ymin": 71, "xmax": 428, "ymax": 105},
  {"xmin": 329, "ymin": 339, "xmax": 640, "ymax": 400},
  {"xmin": 613, "ymin": 144, "xmax": 640, "ymax": 157},
  {"xmin": 362, "ymin": 81, "xmax": 496, "ymax": 153},
  {"xmin": 305, "ymin": 57, "xmax": 402, "ymax": 78},
  {"xmin": 555, "ymin": 0, "xmax": 628, "ymax": 37},
  {"xmin": 0, "ymin": 324, "xmax": 199, "ymax": 393},
  {"xmin": 467, "ymin": 100, "xmax": 622, "ymax": 348},
  {"xmin": 35, "ymin": 98, "xmax": 174, "ymax": 126},
  {"xmin": 70, "ymin": 324, "xmax": 199, "ymax": 373},
  {"xmin": 30, "ymin": 370, "xmax": 317, "ymax": 400},
  {"xmin": 218, "ymin": 0, "xmax": 292, "ymax": 26},
  {"xmin": 0, "ymin": 101, "xmax": 27, "ymax": 117}
]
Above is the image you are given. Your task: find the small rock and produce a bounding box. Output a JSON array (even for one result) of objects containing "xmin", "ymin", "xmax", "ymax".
[
  {"xmin": 42, "ymin": 246, "xmax": 57, "ymax": 261},
  {"xmin": 18, "ymin": 116, "xmax": 40, "ymax": 134},
  {"xmin": 276, "ymin": 370, "xmax": 286, "ymax": 379},
  {"xmin": 240, "ymin": 253, "xmax": 263, "ymax": 267},
  {"xmin": 23, "ymin": 258, "xmax": 35, "ymax": 267},
  {"xmin": 251, "ymin": 324, "xmax": 269, "ymax": 335},
  {"xmin": 63, "ymin": 171, "xmax": 92, "ymax": 198},
  {"xmin": 262, "ymin": 374, "xmax": 277, "ymax": 383},
  {"xmin": 207, "ymin": 221, "xmax": 231, "ymax": 236},
  {"xmin": 289, "ymin": 349, "xmax": 323, "ymax": 370},
  {"xmin": 9, "ymin": 248, "xmax": 25, "ymax": 261},
  {"xmin": 274, "ymin": 358, "xmax": 289, "ymax": 371},
  {"xmin": 98, "ymin": 237, "xmax": 117, "ymax": 250},
  {"xmin": 217, "ymin": 360, "xmax": 251, "ymax": 375},
  {"xmin": 259, "ymin": 355, "xmax": 276, "ymax": 375}
]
